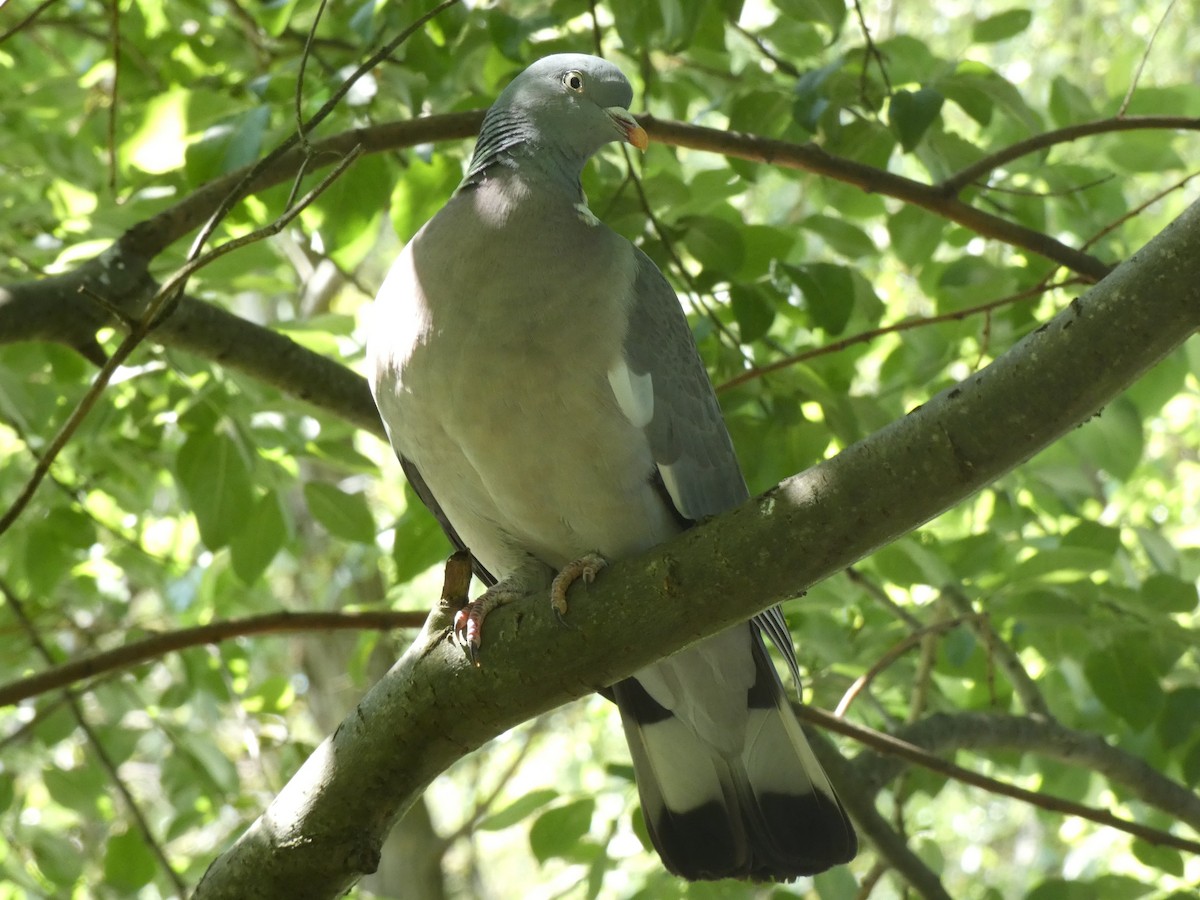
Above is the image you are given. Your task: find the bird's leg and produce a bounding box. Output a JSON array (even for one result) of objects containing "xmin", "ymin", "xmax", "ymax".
[
  {"xmin": 438, "ymin": 549, "xmax": 474, "ymax": 620},
  {"xmin": 453, "ymin": 556, "xmax": 554, "ymax": 667},
  {"xmin": 549, "ymin": 552, "xmax": 608, "ymax": 621}
]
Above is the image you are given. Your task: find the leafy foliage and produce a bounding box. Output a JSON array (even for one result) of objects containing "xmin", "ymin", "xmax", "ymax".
[{"xmin": 1, "ymin": 0, "xmax": 1198, "ymax": 898}]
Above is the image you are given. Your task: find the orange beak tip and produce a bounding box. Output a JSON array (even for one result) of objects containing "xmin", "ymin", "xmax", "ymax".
[{"xmin": 627, "ymin": 123, "xmax": 649, "ymax": 152}]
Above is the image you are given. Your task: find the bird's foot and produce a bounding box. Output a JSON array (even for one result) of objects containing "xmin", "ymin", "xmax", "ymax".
[
  {"xmin": 453, "ymin": 584, "xmax": 525, "ymax": 668},
  {"xmin": 550, "ymin": 552, "xmax": 608, "ymax": 622}
]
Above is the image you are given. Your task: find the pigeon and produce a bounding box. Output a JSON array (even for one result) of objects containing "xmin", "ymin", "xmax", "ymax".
[{"xmin": 368, "ymin": 52, "xmax": 856, "ymax": 881}]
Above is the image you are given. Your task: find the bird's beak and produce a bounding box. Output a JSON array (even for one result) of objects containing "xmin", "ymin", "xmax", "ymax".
[{"xmin": 608, "ymin": 108, "xmax": 649, "ymax": 151}]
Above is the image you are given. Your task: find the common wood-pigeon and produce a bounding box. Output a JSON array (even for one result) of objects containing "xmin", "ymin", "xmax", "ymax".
[{"xmin": 368, "ymin": 53, "xmax": 857, "ymax": 881}]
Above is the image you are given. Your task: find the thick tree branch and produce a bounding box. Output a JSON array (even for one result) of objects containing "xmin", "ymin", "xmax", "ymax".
[{"xmin": 194, "ymin": 200, "xmax": 1200, "ymax": 897}]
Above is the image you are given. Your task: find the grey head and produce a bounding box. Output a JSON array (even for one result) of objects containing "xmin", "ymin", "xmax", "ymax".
[{"xmin": 462, "ymin": 53, "xmax": 647, "ymax": 189}]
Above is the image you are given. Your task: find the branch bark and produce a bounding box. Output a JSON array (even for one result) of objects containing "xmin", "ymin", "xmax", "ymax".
[
  {"xmin": 194, "ymin": 200, "xmax": 1200, "ymax": 897},
  {"xmin": 5, "ymin": 112, "xmax": 1193, "ymax": 438},
  {"xmin": 862, "ymin": 712, "xmax": 1200, "ymax": 836}
]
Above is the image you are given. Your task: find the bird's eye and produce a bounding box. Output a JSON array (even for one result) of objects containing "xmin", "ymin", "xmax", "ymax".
[{"xmin": 563, "ymin": 71, "xmax": 585, "ymax": 93}]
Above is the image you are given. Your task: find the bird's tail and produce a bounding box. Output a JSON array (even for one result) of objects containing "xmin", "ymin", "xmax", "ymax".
[{"xmin": 612, "ymin": 626, "xmax": 856, "ymax": 881}]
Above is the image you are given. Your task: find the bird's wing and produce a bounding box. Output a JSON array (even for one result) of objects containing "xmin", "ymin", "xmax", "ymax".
[
  {"xmin": 609, "ymin": 247, "xmax": 856, "ymax": 880},
  {"xmin": 621, "ymin": 248, "xmax": 800, "ymax": 683}
]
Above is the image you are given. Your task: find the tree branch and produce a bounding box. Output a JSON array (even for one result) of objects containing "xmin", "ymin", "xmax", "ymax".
[
  {"xmin": 811, "ymin": 731, "xmax": 951, "ymax": 900},
  {"xmin": 639, "ymin": 115, "xmax": 1116, "ymax": 280},
  {"xmin": 0, "ymin": 609, "xmax": 426, "ymax": 708},
  {"xmin": 940, "ymin": 115, "xmax": 1200, "ymax": 194},
  {"xmin": 795, "ymin": 705, "xmax": 1200, "ymax": 853},
  {"xmin": 193, "ymin": 199, "xmax": 1200, "ymax": 897},
  {"xmin": 861, "ymin": 712, "xmax": 1200, "ymax": 836}
]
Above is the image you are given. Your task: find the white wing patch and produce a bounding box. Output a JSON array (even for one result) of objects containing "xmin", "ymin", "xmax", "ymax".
[
  {"xmin": 658, "ymin": 461, "xmax": 690, "ymax": 520},
  {"xmin": 607, "ymin": 359, "xmax": 654, "ymax": 428}
]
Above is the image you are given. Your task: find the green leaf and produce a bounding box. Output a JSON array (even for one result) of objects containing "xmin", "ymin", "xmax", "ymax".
[
  {"xmin": 1027, "ymin": 880, "xmax": 1092, "ymax": 900},
  {"xmin": 302, "ymin": 154, "xmax": 394, "ymax": 269},
  {"xmin": 729, "ymin": 285, "xmax": 775, "ymax": 343},
  {"xmin": 1083, "ymin": 644, "xmax": 1163, "ymax": 730},
  {"xmin": 775, "ymin": 0, "xmax": 846, "ymax": 36},
  {"xmin": 44, "ymin": 765, "xmax": 108, "ymax": 818},
  {"xmin": 1106, "ymin": 132, "xmax": 1186, "ymax": 174},
  {"xmin": 260, "ymin": 0, "xmax": 302, "ymax": 37},
  {"xmin": 680, "ymin": 215, "xmax": 745, "ymax": 275},
  {"xmin": 972, "ymin": 9, "xmax": 1032, "ymax": 43},
  {"xmin": 243, "ymin": 674, "xmax": 295, "ymax": 714},
  {"xmin": 230, "ymin": 490, "xmax": 288, "ymax": 585},
  {"xmin": 1048, "ymin": 75, "xmax": 1096, "ymax": 126},
  {"xmin": 1140, "ymin": 573, "xmax": 1198, "ymax": 614},
  {"xmin": 529, "ymin": 798, "xmax": 594, "ymax": 863},
  {"xmin": 185, "ymin": 106, "xmax": 271, "ymax": 185},
  {"xmin": 800, "ymin": 215, "xmax": 877, "ymax": 258},
  {"xmin": 783, "ymin": 263, "xmax": 855, "ymax": 334},
  {"xmin": 1157, "ymin": 687, "xmax": 1200, "ymax": 749},
  {"xmin": 32, "ymin": 830, "xmax": 83, "ymax": 887},
  {"xmin": 304, "ymin": 482, "xmax": 377, "ymax": 544},
  {"xmin": 888, "ymin": 88, "xmax": 944, "ymax": 152},
  {"xmin": 1132, "ymin": 840, "xmax": 1183, "ymax": 877},
  {"xmin": 888, "ymin": 204, "xmax": 947, "ymax": 268},
  {"xmin": 176, "ymin": 429, "xmax": 254, "ymax": 551},
  {"xmin": 391, "ymin": 498, "xmax": 453, "ymax": 584},
  {"xmin": 937, "ymin": 63, "xmax": 1041, "ymax": 131},
  {"xmin": 103, "ymin": 830, "xmax": 157, "ymax": 892},
  {"xmin": 1184, "ymin": 741, "xmax": 1200, "ymax": 788},
  {"xmin": 1068, "ymin": 398, "xmax": 1143, "ymax": 480},
  {"xmin": 477, "ymin": 789, "xmax": 559, "ymax": 831}
]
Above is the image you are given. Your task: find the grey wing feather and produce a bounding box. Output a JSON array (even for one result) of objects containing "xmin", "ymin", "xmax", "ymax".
[
  {"xmin": 624, "ymin": 250, "xmax": 749, "ymax": 520},
  {"xmin": 623, "ymin": 249, "xmax": 800, "ymax": 684}
]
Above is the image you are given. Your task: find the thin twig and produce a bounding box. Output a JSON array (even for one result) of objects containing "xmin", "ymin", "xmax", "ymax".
[
  {"xmin": 587, "ymin": 0, "xmax": 603, "ymax": 56},
  {"xmin": 835, "ymin": 615, "xmax": 979, "ymax": 717},
  {"xmin": 619, "ymin": 145, "xmax": 751, "ymax": 361},
  {"xmin": 294, "ymin": 0, "xmax": 331, "ymax": 155},
  {"xmin": 940, "ymin": 115, "xmax": 1200, "ymax": 195},
  {"xmin": 0, "ymin": 607, "xmax": 427, "ymax": 708},
  {"xmin": 908, "ymin": 609, "xmax": 943, "ymax": 723},
  {"xmin": 1082, "ymin": 169, "xmax": 1200, "ymax": 251},
  {"xmin": 187, "ymin": 0, "xmax": 461, "ymax": 262},
  {"xmin": 977, "ymin": 173, "xmax": 1115, "ymax": 198},
  {"xmin": 845, "ymin": 566, "xmax": 924, "ymax": 629},
  {"xmin": 730, "ymin": 21, "xmax": 801, "ymax": 77},
  {"xmin": 644, "ymin": 114, "xmax": 1116, "ymax": 280},
  {"xmin": 0, "ymin": 0, "xmax": 59, "ymax": 45},
  {"xmin": 942, "ymin": 588, "xmax": 1053, "ymax": 719},
  {"xmin": 106, "ymin": 0, "xmax": 119, "ymax": 192},
  {"xmin": 0, "ymin": 146, "xmax": 363, "ymax": 539},
  {"xmin": 1117, "ymin": 0, "xmax": 1177, "ymax": 117},
  {"xmin": 717, "ymin": 277, "xmax": 1083, "ymax": 392},
  {"xmin": 797, "ymin": 703, "xmax": 1200, "ymax": 855},
  {"xmin": 851, "ymin": 0, "xmax": 892, "ymax": 99},
  {"xmin": 1, "ymin": 578, "xmax": 187, "ymax": 897},
  {"xmin": 812, "ymin": 733, "xmax": 952, "ymax": 900}
]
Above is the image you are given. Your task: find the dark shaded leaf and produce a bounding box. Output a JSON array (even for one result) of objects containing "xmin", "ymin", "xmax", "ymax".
[
  {"xmin": 889, "ymin": 87, "xmax": 944, "ymax": 151},
  {"xmin": 972, "ymin": 9, "xmax": 1032, "ymax": 43},
  {"xmin": 304, "ymin": 482, "xmax": 377, "ymax": 544}
]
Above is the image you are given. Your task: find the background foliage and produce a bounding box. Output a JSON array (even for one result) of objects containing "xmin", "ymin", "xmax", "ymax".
[{"xmin": 1, "ymin": 0, "xmax": 1198, "ymax": 897}]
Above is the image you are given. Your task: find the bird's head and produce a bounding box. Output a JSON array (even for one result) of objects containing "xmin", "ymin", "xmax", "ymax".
[
  {"xmin": 463, "ymin": 54, "xmax": 647, "ymax": 188},
  {"xmin": 493, "ymin": 53, "xmax": 648, "ymax": 155}
]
